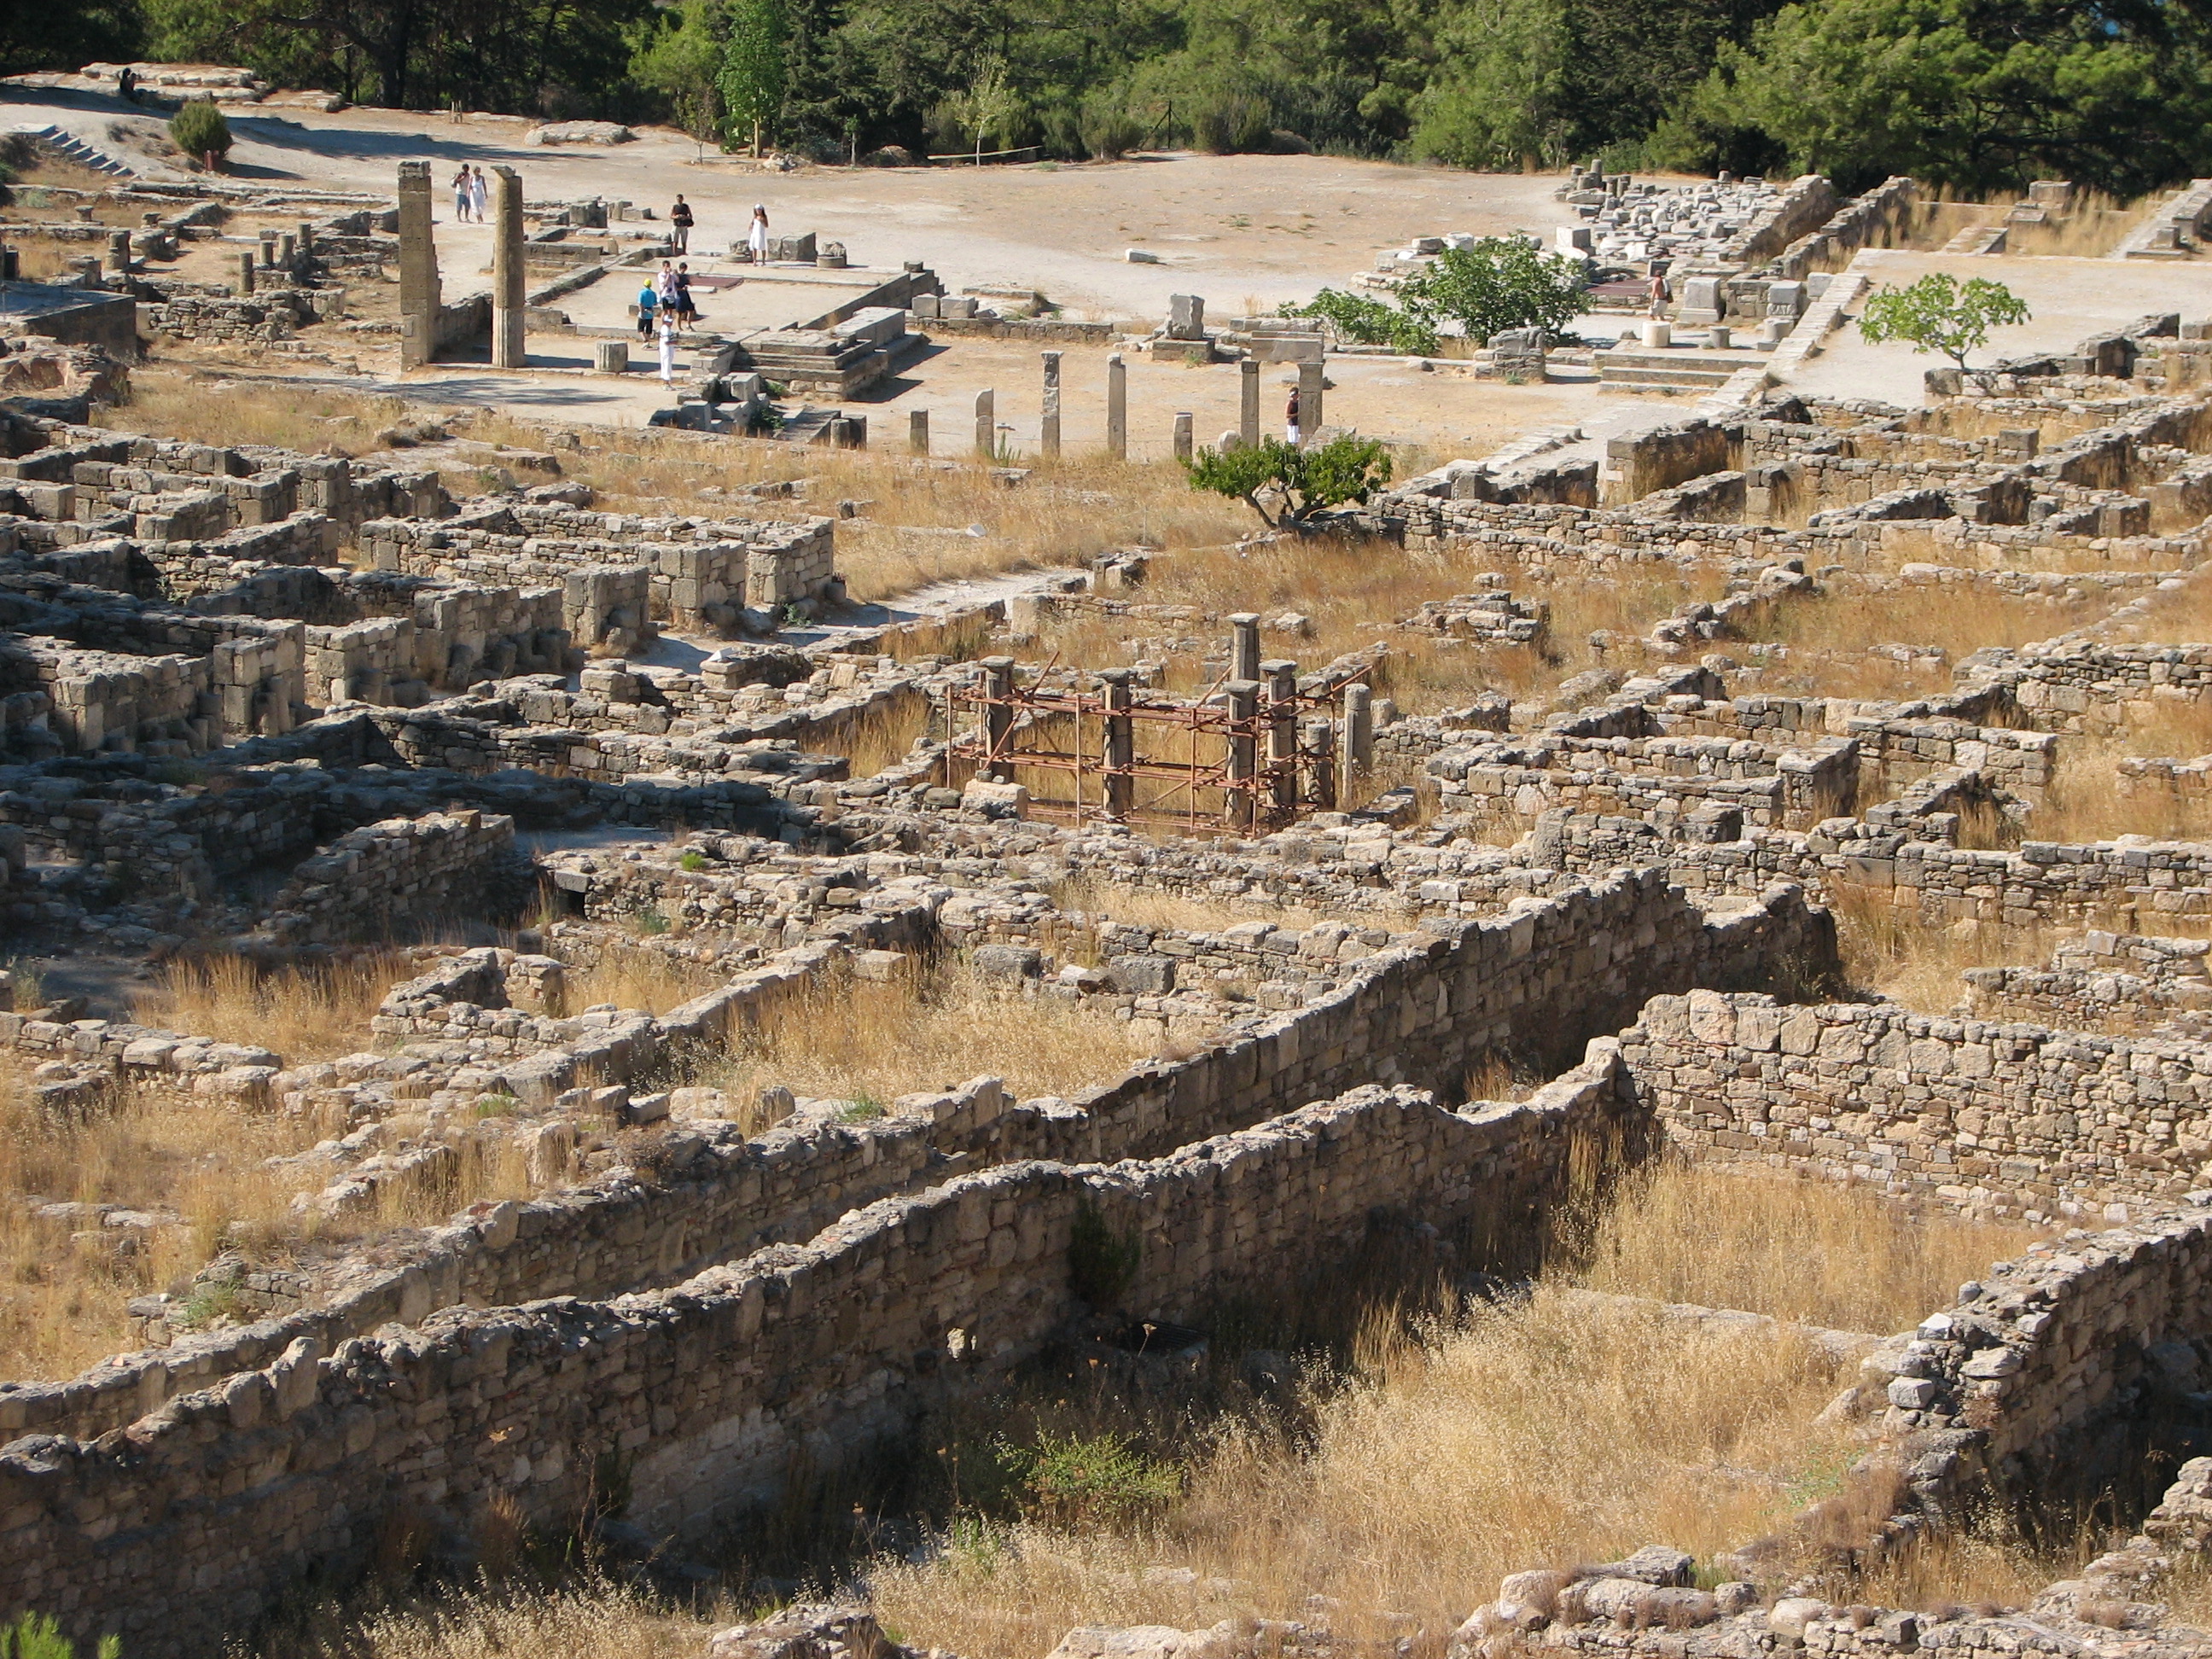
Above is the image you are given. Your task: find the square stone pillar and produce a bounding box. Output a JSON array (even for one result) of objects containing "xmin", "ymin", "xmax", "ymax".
[
  {"xmin": 1106, "ymin": 353, "xmax": 1126, "ymax": 460},
  {"xmin": 1225, "ymin": 678, "xmax": 1260, "ymax": 828},
  {"xmin": 1040, "ymin": 351, "xmax": 1062, "ymax": 459},
  {"xmin": 396, "ymin": 160, "xmax": 440, "ymax": 370},
  {"xmin": 1239, "ymin": 358, "xmax": 1260, "ymax": 447},
  {"xmin": 1227, "ymin": 612, "xmax": 1260, "ymax": 682},
  {"xmin": 910, "ymin": 408, "xmax": 930, "ymax": 455},
  {"xmin": 492, "ymin": 166, "xmax": 527, "ymax": 370},
  {"xmin": 975, "ymin": 389, "xmax": 996, "ymax": 459},
  {"xmin": 1173, "ymin": 411, "xmax": 1193, "ymax": 463},
  {"xmin": 1298, "ymin": 359, "xmax": 1325, "ymax": 441}
]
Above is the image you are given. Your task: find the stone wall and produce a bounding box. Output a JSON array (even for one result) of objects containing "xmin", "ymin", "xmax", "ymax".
[
  {"xmin": 0, "ymin": 1060, "xmax": 1642, "ymax": 1659},
  {"xmin": 1619, "ymin": 989, "xmax": 2212, "ymax": 1217},
  {"xmin": 249, "ymin": 809, "xmax": 518, "ymax": 946}
]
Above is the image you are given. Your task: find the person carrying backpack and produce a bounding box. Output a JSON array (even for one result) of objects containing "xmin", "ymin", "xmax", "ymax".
[
  {"xmin": 636, "ymin": 279, "xmax": 659, "ymax": 341},
  {"xmin": 670, "ymin": 195, "xmax": 694, "ymax": 254}
]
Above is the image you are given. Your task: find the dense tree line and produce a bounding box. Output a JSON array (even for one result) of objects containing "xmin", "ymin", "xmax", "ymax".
[{"xmin": 10, "ymin": 0, "xmax": 2212, "ymax": 196}]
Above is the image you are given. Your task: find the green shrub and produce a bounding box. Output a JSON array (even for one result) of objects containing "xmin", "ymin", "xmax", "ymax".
[
  {"xmin": 3, "ymin": 1612, "xmax": 120, "ymax": 1659},
  {"xmin": 679, "ymin": 849, "xmax": 707, "ymax": 871},
  {"xmin": 168, "ymin": 99, "xmax": 232, "ymax": 162},
  {"xmin": 1398, "ymin": 236, "xmax": 1586, "ymax": 346},
  {"xmin": 1001, "ymin": 1430, "xmax": 1180, "ymax": 1524},
  {"xmin": 1281, "ymin": 288, "xmax": 1438, "ymax": 356},
  {"xmin": 1183, "ymin": 434, "xmax": 1393, "ymax": 528}
]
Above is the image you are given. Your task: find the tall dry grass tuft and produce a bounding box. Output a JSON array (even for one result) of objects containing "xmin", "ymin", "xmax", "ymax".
[
  {"xmin": 869, "ymin": 1288, "xmax": 1862, "ymax": 1658},
  {"xmin": 133, "ymin": 952, "xmax": 420, "ymax": 1062},
  {"xmin": 2031, "ymin": 699, "xmax": 2212, "ymax": 845},
  {"xmin": 686, "ymin": 957, "xmax": 1186, "ymax": 1118},
  {"xmin": 1572, "ymin": 1161, "xmax": 2047, "ymax": 1333},
  {"xmin": 560, "ymin": 945, "xmax": 731, "ymax": 1016},
  {"xmin": 1827, "ymin": 886, "xmax": 2066, "ymax": 1009},
  {"xmin": 829, "ymin": 690, "xmax": 938, "ymax": 778},
  {"xmin": 247, "ymin": 1574, "xmax": 722, "ymax": 1659}
]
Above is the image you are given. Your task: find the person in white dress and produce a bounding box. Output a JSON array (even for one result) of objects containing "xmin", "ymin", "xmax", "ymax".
[
  {"xmin": 469, "ymin": 166, "xmax": 489, "ymax": 224},
  {"xmin": 748, "ymin": 205, "xmax": 770, "ymax": 262},
  {"xmin": 658, "ymin": 310, "xmax": 678, "ymax": 383}
]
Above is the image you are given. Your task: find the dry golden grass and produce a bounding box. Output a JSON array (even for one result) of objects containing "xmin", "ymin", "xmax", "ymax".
[
  {"xmin": 2036, "ymin": 737, "xmax": 2212, "ymax": 847},
  {"xmin": 1033, "ymin": 545, "xmax": 1721, "ymax": 715},
  {"xmin": 108, "ymin": 372, "xmax": 405, "ymax": 454},
  {"xmin": 250, "ymin": 1575, "xmax": 721, "ymax": 1659},
  {"xmin": 1574, "ymin": 1162, "xmax": 2046, "ymax": 1333},
  {"xmin": 688, "ymin": 956, "xmax": 1185, "ymax": 1115},
  {"xmin": 870, "ymin": 1287, "xmax": 1862, "ymax": 1657},
  {"xmin": 1744, "ymin": 586, "xmax": 2113, "ymax": 700},
  {"xmin": 1828, "ymin": 887, "xmax": 2067, "ymax": 1009},
  {"xmin": 829, "ymin": 690, "xmax": 939, "ymax": 778},
  {"xmin": 132, "ymin": 952, "xmax": 419, "ymax": 1062},
  {"xmin": 561, "ymin": 944, "xmax": 730, "ymax": 1016}
]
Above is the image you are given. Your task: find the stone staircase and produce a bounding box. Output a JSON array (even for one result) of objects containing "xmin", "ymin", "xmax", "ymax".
[
  {"xmin": 1593, "ymin": 347, "xmax": 1756, "ymax": 393},
  {"xmin": 707, "ymin": 311, "xmax": 925, "ymax": 397},
  {"xmin": 9, "ymin": 123, "xmax": 139, "ymax": 178}
]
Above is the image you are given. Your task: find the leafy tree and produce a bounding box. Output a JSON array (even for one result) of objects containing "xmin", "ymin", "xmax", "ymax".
[
  {"xmin": 1280, "ymin": 288, "xmax": 1438, "ymax": 355},
  {"xmin": 1655, "ymin": 0, "xmax": 2212, "ymax": 196},
  {"xmin": 1185, "ymin": 434, "xmax": 1393, "ymax": 528},
  {"xmin": 168, "ymin": 98, "xmax": 233, "ymax": 165},
  {"xmin": 946, "ymin": 51, "xmax": 1021, "ymax": 161},
  {"xmin": 0, "ymin": 0, "xmax": 140, "ymax": 77},
  {"xmin": 719, "ymin": 0, "xmax": 788, "ymax": 150},
  {"xmin": 1397, "ymin": 236, "xmax": 1586, "ymax": 346},
  {"xmin": 632, "ymin": 0, "xmax": 728, "ymax": 143},
  {"xmin": 1857, "ymin": 272, "xmax": 2030, "ymax": 370}
]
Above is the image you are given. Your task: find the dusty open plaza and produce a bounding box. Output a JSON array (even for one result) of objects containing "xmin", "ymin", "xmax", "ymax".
[{"xmin": 13, "ymin": 63, "xmax": 2212, "ymax": 1659}]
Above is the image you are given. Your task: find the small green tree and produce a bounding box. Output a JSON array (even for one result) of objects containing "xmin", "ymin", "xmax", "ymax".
[
  {"xmin": 3, "ymin": 1612, "xmax": 119, "ymax": 1659},
  {"xmin": 632, "ymin": 0, "xmax": 725, "ymax": 146},
  {"xmin": 1280, "ymin": 288, "xmax": 1438, "ymax": 356},
  {"xmin": 1398, "ymin": 236, "xmax": 1586, "ymax": 346},
  {"xmin": 948, "ymin": 52, "xmax": 1021, "ymax": 164},
  {"xmin": 1857, "ymin": 272, "xmax": 2031, "ymax": 370},
  {"xmin": 1184, "ymin": 434, "xmax": 1393, "ymax": 529},
  {"xmin": 718, "ymin": 0, "xmax": 786, "ymax": 154},
  {"xmin": 167, "ymin": 98, "xmax": 231, "ymax": 168}
]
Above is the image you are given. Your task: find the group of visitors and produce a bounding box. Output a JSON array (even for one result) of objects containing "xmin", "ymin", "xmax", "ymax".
[
  {"xmin": 639, "ymin": 258, "xmax": 700, "ymax": 383},
  {"xmin": 451, "ymin": 164, "xmax": 491, "ymax": 223}
]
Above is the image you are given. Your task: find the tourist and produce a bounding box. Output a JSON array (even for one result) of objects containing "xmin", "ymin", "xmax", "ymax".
[
  {"xmin": 1284, "ymin": 385, "xmax": 1301, "ymax": 447},
  {"xmin": 655, "ymin": 260, "xmax": 678, "ymax": 312},
  {"xmin": 673, "ymin": 262, "xmax": 698, "ymax": 329},
  {"xmin": 118, "ymin": 67, "xmax": 137, "ymax": 105},
  {"xmin": 469, "ymin": 165, "xmax": 489, "ymax": 225},
  {"xmin": 670, "ymin": 195, "xmax": 694, "ymax": 255},
  {"xmin": 658, "ymin": 308, "xmax": 679, "ymax": 383},
  {"xmin": 1646, "ymin": 271, "xmax": 1668, "ymax": 317},
  {"xmin": 636, "ymin": 279, "xmax": 659, "ymax": 341},
  {"xmin": 452, "ymin": 165, "xmax": 473, "ymax": 222},
  {"xmin": 748, "ymin": 204, "xmax": 770, "ymax": 263}
]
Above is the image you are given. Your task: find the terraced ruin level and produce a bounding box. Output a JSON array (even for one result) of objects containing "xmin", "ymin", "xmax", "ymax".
[{"xmin": 18, "ymin": 138, "xmax": 2212, "ymax": 1659}]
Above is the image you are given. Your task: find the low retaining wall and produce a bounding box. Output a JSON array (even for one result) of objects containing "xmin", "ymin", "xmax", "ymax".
[
  {"xmin": 0, "ymin": 1060, "xmax": 1635, "ymax": 1658},
  {"xmin": 1621, "ymin": 989, "xmax": 2212, "ymax": 1217}
]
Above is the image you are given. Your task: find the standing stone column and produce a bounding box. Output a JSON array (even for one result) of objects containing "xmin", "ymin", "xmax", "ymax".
[
  {"xmin": 1040, "ymin": 351, "xmax": 1062, "ymax": 460},
  {"xmin": 978, "ymin": 656, "xmax": 1017, "ymax": 779},
  {"xmin": 1263, "ymin": 660, "xmax": 1299, "ymax": 817},
  {"xmin": 1173, "ymin": 411, "xmax": 1193, "ymax": 463},
  {"xmin": 1101, "ymin": 670, "xmax": 1135, "ymax": 820},
  {"xmin": 1341, "ymin": 680, "xmax": 1373, "ymax": 799},
  {"xmin": 396, "ymin": 160, "xmax": 441, "ymax": 370},
  {"xmin": 1105, "ymin": 353, "xmax": 1127, "ymax": 460},
  {"xmin": 1225, "ymin": 679, "xmax": 1260, "ymax": 828},
  {"xmin": 108, "ymin": 231, "xmax": 131, "ymax": 278},
  {"xmin": 1307, "ymin": 719, "xmax": 1337, "ymax": 812},
  {"xmin": 1298, "ymin": 359, "xmax": 1325, "ymax": 442},
  {"xmin": 1239, "ymin": 358, "xmax": 1260, "ymax": 448},
  {"xmin": 237, "ymin": 250, "xmax": 256, "ymax": 296},
  {"xmin": 297, "ymin": 221, "xmax": 316, "ymax": 268},
  {"xmin": 1227, "ymin": 612, "xmax": 1261, "ymax": 683},
  {"xmin": 975, "ymin": 389, "xmax": 996, "ymax": 459},
  {"xmin": 259, "ymin": 231, "xmax": 278, "ymax": 268},
  {"xmin": 910, "ymin": 409, "xmax": 930, "ymax": 455},
  {"xmin": 491, "ymin": 166, "xmax": 527, "ymax": 370}
]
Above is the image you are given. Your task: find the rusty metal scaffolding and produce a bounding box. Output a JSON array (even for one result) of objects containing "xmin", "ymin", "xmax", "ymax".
[{"xmin": 948, "ymin": 649, "xmax": 1371, "ymax": 832}]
